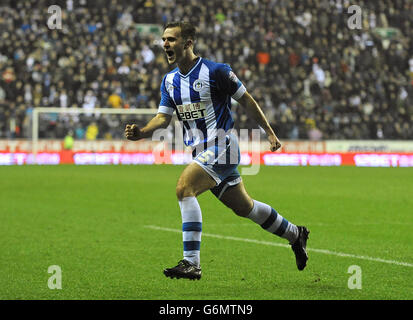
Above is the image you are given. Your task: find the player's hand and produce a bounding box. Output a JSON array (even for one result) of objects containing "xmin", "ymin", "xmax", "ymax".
[
  {"xmin": 125, "ymin": 124, "xmax": 142, "ymax": 141},
  {"xmin": 268, "ymin": 134, "xmax": 281, "ymax": 152}
]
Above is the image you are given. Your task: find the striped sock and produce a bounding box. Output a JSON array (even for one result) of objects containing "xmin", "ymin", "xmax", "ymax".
[
  {"xmin": 247, "ymin": 199, "xmax": 299, "ymax": 244},
  {"xmin": 179, "ymin": 197, "xmax": 202, "ymax": 267}
]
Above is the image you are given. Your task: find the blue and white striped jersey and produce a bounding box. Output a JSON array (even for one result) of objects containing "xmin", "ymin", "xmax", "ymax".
[{"xmin": 157, "ymin": 57, "xmax": 246, "ymax": 147}]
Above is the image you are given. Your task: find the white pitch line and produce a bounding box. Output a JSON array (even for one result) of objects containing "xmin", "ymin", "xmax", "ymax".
[{"xmin": 145, "ymin": 225, "xmax": 413, "ymax": 268}]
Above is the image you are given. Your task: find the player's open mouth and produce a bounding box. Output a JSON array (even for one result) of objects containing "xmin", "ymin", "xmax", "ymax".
[{"xmin": 166, "ymin": 50, "xmax": 174, "ymax": 59}]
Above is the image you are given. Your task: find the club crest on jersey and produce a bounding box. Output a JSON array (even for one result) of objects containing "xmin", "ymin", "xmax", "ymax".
[{"xmin": 192, "ymin": 79, "xmax": 203, "ymax": 92}]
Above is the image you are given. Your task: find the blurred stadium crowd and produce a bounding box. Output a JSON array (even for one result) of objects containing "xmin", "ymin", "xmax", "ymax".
[{"xmin": 0, "ymin": 0, "xmax": 412, "ymax": 140}]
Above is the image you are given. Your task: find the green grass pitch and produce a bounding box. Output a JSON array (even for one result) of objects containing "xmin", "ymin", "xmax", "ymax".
[{"xmin": 0, "ymin": 165, "xmax": 412, "ymax": 300}]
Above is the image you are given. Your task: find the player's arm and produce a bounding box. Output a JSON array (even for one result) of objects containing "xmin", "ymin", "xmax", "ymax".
[
  {"xmin": 236, "ymin": 91, "xmax": 281, "ymax": 152},
  {"xmin": 125, "ymin": 112, "xmax": 172, "ymax": 141}
]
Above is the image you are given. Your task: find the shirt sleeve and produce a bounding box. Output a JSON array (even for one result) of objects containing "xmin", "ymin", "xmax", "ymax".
[
  {"xmin": 215, "ymin": 64, "xmax": 247, "ymax": 100},
  {"xmin": 158, "ymin": 76, "xmax": 175, "ymax": 115}
]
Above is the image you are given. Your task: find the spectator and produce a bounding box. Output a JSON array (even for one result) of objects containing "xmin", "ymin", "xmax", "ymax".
[
  {"xmin": 63, "ymin": 130, "xmax": 74, "ymax": 150},
  {"xmin": 82, "ymin": 90, "xmax": 97, "ymax": 116},
  {"xmin": 108, "ymin": 91, "xmax": 122, "ymax": 108},
  {"xmin": 85, "ymin": 122, "xmax": 98, "ymax": 140}
]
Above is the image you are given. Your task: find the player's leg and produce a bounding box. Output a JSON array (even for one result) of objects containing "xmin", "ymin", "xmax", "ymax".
[
  {"xmin": 215, "ymin": 181, "xmax": 300, "ymax": 242},
  {"xmin": 212, "ymin": 180, "xmax": 254, "ymax": 217},
  {"xmin": 175, "ymin": 161, "xmax": 217, "ymax": 200},
  {"xmin": 163, "ymin": 162, "xmax": 216, "ymax": 280},
  {"xmin": 176, "ymin": 162, "xmax": 216, "ymax": 268},
  {"xmin": 216, "ymin": 181, "xmax": 310, "ymax": 271}
]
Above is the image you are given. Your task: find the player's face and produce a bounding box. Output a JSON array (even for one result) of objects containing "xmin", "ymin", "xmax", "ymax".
[{"xmin": 162, "ymin": 27, "xmax": 185, "ymax": 65}]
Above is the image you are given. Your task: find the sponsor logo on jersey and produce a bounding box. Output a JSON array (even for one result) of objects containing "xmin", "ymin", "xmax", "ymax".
[{"xmin": 177, "ymin": 102, "xmax": 206, "ymax": 120}]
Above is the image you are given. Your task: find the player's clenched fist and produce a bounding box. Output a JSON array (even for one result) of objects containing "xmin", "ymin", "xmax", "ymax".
[{"xmin": 125, "ymin": 124, "xmax": 141, "ymax": 141}]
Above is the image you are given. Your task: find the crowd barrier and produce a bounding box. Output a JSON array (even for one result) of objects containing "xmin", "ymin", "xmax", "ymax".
[{"xmin": 1, "ymin": 140, "xmax": 413, "ymax": 167}]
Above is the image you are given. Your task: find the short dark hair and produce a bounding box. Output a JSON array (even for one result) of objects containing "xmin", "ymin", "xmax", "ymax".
[{"xmin": 164, "ymin": 21, "xmax": 196, "ymax": 42}]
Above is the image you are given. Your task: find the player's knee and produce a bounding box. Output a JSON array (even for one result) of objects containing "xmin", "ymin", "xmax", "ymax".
[
  {"xmin": 231, "ymin": 203, "xmax": 253, "ymax": 218},
  {"xmin": 176, "ymin": 184, "xmax": 195, "ymax": 200}
]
